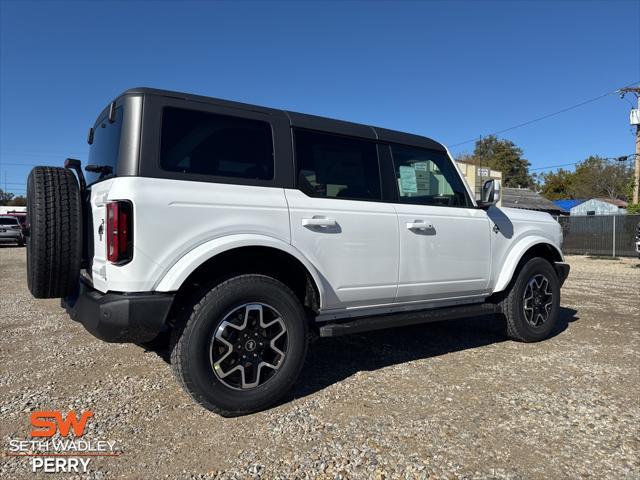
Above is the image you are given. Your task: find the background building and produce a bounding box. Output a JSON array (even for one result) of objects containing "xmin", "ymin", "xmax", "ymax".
[
  {"xmin": 569, "ymin": 198, "xmax": 628, "ymax": 216},
  {"xmin": 0, "ymin": 206, "xmax": 26, "ymax": 215},
  {"xmin": 553, "ymin": 199, "xmax": 586, "ymax": 212},
  {"xmin": 456, "ymin": 161, "xmax": 503, "ymax": 206},
  {"xmin": 502, "ymin": 187, "xmax": 567, "ymax": 216}
]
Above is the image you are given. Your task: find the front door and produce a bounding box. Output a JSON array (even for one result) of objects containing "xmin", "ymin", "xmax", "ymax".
[{"xmin": 389, "ymin": 144, "xmax": 491, "ymax": 302}]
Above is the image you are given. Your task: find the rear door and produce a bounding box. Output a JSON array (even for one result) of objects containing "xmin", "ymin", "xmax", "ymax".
[
  {"xmin": 389, "ymin": 144, "xmax": 492, "ymax": 302},
  {"xmin": 286, "ymin": 129, "xmax": 398, "ymax": 310}
]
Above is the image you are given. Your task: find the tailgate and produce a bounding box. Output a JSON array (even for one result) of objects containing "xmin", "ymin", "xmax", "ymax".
[{"xmin": 87, "ymin": 180, "xmax": 114, "ymax": 292}]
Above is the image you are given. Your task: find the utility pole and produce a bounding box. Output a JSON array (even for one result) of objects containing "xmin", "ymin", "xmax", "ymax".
[{"xmin": 619, "ymin": 86, "xmax": 640, "ymax": 204}]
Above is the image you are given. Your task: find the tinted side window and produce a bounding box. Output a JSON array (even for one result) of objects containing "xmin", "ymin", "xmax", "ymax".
[
  {"xmin": 391, "ymin": 144, "xmax": 470, "ymax": 207},
  {"xmin": 160, "ymin": 107, "xmax": 274, "ymax": 180},
  {"xmin": 294, "ymin": 130, "xmax": 381, "ymax": 201}
]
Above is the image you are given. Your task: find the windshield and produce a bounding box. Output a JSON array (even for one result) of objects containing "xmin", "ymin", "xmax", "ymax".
[{"xmin": 86, "ymin": 106, "xmax": 124, "ymax": 185}]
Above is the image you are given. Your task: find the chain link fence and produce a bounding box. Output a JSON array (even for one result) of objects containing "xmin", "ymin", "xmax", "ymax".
[{"xmin": 558, "ymin": 214, "xmax": 640, "ymax": 257}]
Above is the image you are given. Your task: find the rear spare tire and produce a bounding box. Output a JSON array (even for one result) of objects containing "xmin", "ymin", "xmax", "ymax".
[{"xmin": 26, "ymin": 166, "xmax": 82, "ymax": 298}]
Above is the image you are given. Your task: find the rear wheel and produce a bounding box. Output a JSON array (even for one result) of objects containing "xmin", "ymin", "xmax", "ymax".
[
  {"xmin": 26, "ymin": 167, "xmax": 82, "ymax": 298},
  {"xmin": 170, "ymin": 274, "xmax": 308, "ymax": 416},
  {"xmin": 500, "ymin": 257, "xmax": 560, "ymax": 342}
]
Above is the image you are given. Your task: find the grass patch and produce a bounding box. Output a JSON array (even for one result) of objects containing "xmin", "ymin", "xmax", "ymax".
[{"xmin": 587, "ymin": 256, "xmax": 620, "ymax": 260}]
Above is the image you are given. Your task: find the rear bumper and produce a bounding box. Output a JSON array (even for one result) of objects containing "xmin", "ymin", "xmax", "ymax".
[
  {"xmin": 62, "ymin": 282, "xmax": 174, "ymax": 343},
  {"xmin": 0, "ymin": 233, "xmax": 23, "ymax": 243},
  {"xmin": 554, "ymin": 262, "xmax": 570, "ymax": 287}
]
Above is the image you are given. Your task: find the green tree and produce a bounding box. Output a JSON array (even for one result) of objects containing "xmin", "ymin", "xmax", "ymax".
[
  {"xmin": 538, "ymin": 156, "xmax": 634, "ymax": 201},
  {"xmin": 0, "ymin": 189, "xmax": 15, "ymax": 206},
  {"xmin": 569, "ymin": 156, "xmax": 632, "ymax": 200},
  {"xmin": 538, "ymin": 168, "xmax": 573, "ymax": 200},
  {"xmin": 457, "ymin": 135, "xmax": 534, "ymax": 188},
  {"xmin": 7, "ymin": 196, "xmax": 27, "ymax": 207}
]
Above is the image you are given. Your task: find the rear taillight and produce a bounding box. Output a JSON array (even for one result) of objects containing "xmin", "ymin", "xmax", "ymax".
[{"xmin": 106, "ymin": 201, "xmax": 133, "ymax": 264}]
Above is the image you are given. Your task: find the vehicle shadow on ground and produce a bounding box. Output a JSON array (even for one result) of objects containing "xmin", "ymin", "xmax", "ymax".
[
  {"xmin": 290, "ymin": 307, "xmax": 579, "ymax": 400},
  {"xmin": 142, "ymin": 308, "xmax": 579, "ymax": 406}
]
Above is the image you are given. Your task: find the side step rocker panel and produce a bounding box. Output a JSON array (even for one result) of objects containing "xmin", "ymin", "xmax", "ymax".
[{"xmin": 318, "ymin": 303, "xmax": 499, "ymax": 337}]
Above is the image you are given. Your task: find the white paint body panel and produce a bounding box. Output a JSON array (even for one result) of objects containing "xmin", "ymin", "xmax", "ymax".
[
  {"xmin": 88, "ymin": 179, "xmax": 113, "ymax": 292},
  {"xmin": 154, "ymin": 233, "xmax": 328, "ymax": 303},
  {"xmin": 394, "ymin": 204, "xmax": 491, "ymax": 301},
  {"xmin": 93, "ymin": 177, "xmax": 290, "ymax": 293},
  {"xmin": 285, "ymin": 189, "xmax": 398, "ymax": 309},
  {"xmin": 92, "ymin": 177, "xmax": 563, "ymax": 316},
  {"xmin": 487, "ymin": 206, "xmax": 563, "ymax": 293}
]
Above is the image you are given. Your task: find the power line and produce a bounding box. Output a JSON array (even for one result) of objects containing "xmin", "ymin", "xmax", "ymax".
[
  {"xmin": 449, "ymin": 80, "xmax": 640, "ymax": 148},
  {"xmin": 530, "ymin": 154, "xmax": 637, "ymax": 172},
  {"xmin": 530, "ymin": 162, "xmax": 577, "ymax": 171}
]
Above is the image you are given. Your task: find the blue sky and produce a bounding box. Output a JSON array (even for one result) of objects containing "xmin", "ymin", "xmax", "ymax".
[{"xmin": 1, "ymin": 0, "xmax": 639, "ymax": 196}]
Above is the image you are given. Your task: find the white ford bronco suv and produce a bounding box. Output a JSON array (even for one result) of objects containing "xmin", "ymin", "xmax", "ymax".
[{"xmin": 26, "ymin": 88, "xmax": 569, "ymax": 415}]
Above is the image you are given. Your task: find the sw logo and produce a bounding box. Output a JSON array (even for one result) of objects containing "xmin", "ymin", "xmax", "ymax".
[
  {"xmin": 30, "ymin": 410, "xmax": 93, "ymax": 437},
  {"xmin": 7, "ymin": 410, "xmax": 119, "ymax": 474},
  {"xmin": 29, "ymin": 411, "xmax": 94, "ymax": 473}
]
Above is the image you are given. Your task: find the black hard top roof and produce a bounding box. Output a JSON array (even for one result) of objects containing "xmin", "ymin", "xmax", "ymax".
[{"xmin": 121, "ymin": 87, "xmax": 447, "ymax": 152}]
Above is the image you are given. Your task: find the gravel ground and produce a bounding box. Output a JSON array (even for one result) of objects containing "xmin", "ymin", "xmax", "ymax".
[{"xmin": 1, "ymin": 247, "xmax": 639, "ymax": 479}]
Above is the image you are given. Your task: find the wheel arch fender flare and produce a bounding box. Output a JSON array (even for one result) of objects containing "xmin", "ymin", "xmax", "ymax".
[
  {"xmin": 153, "ymin": 234, "xmax": 327, "ymax": 308},
  {"xmin": 493, "ymin": 237, "xmax": 563, "ymax": 293}
]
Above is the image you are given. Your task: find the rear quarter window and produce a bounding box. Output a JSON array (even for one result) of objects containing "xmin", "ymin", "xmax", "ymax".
[
  {"xmin": 160, "ymin": 107, "xmax": 274, "ymax": 180},
  {"xmin": 86, "ymin": 106, "xmax": 124, "ymax": 185}
]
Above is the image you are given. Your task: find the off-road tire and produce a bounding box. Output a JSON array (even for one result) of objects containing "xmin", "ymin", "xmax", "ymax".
[
  {"xmin": 26, "ymin": 166, "xmax": 82, "ymax": 298},
  {"xmin": 170, "ymin": 274, "xmax": 308, "ymax": 416},
  {"xmin": 500, "ymin": 257, "xmax": 560, "ymax": 342}
]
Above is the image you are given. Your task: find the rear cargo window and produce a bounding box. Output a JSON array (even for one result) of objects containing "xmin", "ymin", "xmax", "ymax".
[
  {"xmin": 86, "ymin": 106, "xmax": 124, "ymax": 185},
  {"xmin": 0, "ymin": 217, "xmax": 19, "ymax": 225},
  {"xmin": 160, "ymin": 107, "xmax": 274, "ymax": 180}
]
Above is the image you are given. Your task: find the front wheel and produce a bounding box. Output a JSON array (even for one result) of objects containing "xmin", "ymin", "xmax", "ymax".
[
  {"xmin": 500, "ymin": 257, "xmax": 561, "ymax": 342},
  {"xmin": 170, "ymin": 274, "xmax": 308, "ymax": 416}
]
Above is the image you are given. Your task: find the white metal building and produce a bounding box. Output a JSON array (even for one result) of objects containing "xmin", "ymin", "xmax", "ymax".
[
  {"xmin": 0, "ymin": 206, "xmax": 27, "ymax": 215},
  {"xmin": 569, "ymin": 198, "xmax": 627, "ymax": 216}
]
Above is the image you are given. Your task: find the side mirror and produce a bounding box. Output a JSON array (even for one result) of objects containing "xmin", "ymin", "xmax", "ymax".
[{"xmin": 479, "ymin": 179, "xmax": 501, "ymax": 208}]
